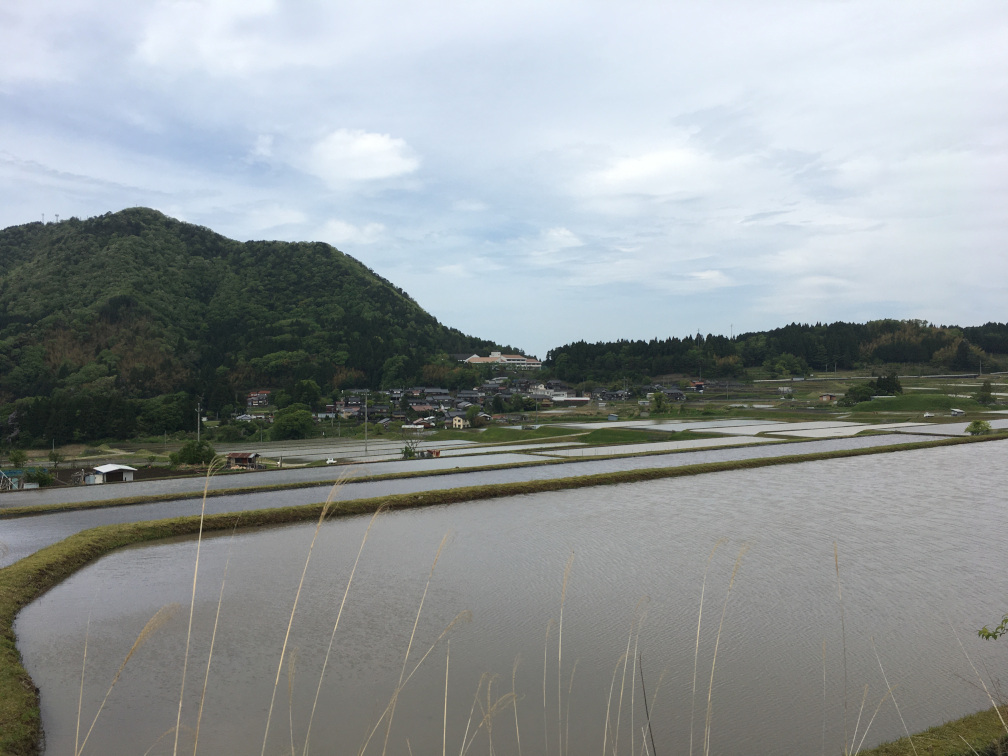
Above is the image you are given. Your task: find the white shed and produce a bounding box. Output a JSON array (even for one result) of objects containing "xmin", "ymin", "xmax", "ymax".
[{"xmin": 86, "ymin": 464, "xmax": 138, "ymax": 484}]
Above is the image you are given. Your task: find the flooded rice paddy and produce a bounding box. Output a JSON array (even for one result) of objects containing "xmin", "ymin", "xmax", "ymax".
[{"xmin": 15, "ymin": 440, "xmax": 1008, "ymax": 754}]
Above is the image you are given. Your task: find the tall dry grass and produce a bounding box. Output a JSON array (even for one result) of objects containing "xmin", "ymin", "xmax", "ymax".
[
  {"xmin": 60, "ymin": 475, "xmax": 1008, "ymax": 756},
  {"xmin": 67, "ymin": 498, "xmax": 753, "ymax": 755}
]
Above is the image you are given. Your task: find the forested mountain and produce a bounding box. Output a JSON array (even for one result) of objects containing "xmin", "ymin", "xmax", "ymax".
[
  {"xmin": 545, "ymin": 320, "xmax": 1008, "ymax": 384},
  {"xmin": 2, "ymin": 208, "xmax": 1004, "ymax": 445},
  {"xmin": 0, "ymin": 208, "xmax": 504, "ymax": 443}
]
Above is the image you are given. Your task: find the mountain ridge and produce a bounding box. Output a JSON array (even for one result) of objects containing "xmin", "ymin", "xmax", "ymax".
[{"xmin": 0, "ymin": 207, "xmax": 507, "ymax": 410}]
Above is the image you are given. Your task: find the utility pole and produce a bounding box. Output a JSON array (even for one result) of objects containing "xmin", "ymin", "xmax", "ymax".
[
  {"xmin": 364, "ymin": 389, "xmax": 368, "ymax": 456},
  {"xmin": 196, "ymin": 403, "xmax": 202, "ymax": 442}
]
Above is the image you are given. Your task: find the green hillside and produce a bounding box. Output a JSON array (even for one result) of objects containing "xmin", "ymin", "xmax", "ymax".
[
  {"xmin": 545, "ymin": 320, "xmax": 1008, "ymax": 384},
  {"xmin": 0, "ymin": 208, "xmax": 502, "ymax": 443}
]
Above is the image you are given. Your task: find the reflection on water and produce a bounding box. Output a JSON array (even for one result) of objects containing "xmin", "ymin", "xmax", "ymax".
[
  {"xmin": 16, "ymin": 441, "xmax": 1008, "ymax": 754},
  {"xmin": 0, "ymin": 433, "xmax": 923, "ymax": 569}
]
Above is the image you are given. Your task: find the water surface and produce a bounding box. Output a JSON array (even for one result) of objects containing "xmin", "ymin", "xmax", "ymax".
[{"xmin": 16, "ymin": 441, "xmax": 1008, "ymax": 754}]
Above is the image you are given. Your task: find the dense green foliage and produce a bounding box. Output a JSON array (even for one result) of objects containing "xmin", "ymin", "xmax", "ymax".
[
  {"xmin": 269, "ymin": 404, "xmax": 315, "ymax": 440},
  {"xmin": 546, "ymin": 320, "xmax": 1008, "ymax": 384},
  {"xmin": 839, "ymin": 383, "xmax": 876, "ymax": 406},
  {"xmin": 0, "ymin": 208, "xmax": 503, "ymax": 443},
  {"xmin": 168, "ymin": 439, "xmax": 217, "ymax": 466},
  {"xmin": 966, "ymin": 420, "xmax": 993, "ymax": 436},
  {"xmin": 976, "ymin": 379, "xmax": 994, "ymax": 405},
  {"xmin": 839, "ymin": 370, "xmax": 902, "ymax": 406}
]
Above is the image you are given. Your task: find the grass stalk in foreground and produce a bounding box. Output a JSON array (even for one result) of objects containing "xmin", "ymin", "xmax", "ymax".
[
  {"xmin": 852, "ymin": 685, "xmax": 895, "ymax": 756},
  {"xmin": 691, "ymin": 538, "xmax": 724, "ymax": 756},
  {"xmin": 443, "ymin": 640, "xmax": 450, "ymax": 756},
  {"xmin": 192, "ymin": 517, "xmax": 239, "ymax": 754},
  {"xmin": 260, "ymin": 479, "xmax": 342, "ymax": 756},
  {"xmin": 75, "ymin": 600, "xmax": 94, "ymax": 756},
  {"xmin": 511, "ymin": 655, "xmax": 521, "ymax": 756},
  {"xmin": 837, "ymin": 542, "xmax": 850, "ymax": 755},
  {"xmin": 638, "ymin": 653, "xmax": 658, "ymax": 756},
  {"xmin": 952, "ymin": 623, "xmax": 1008, "ymax": 738},
  {"xmin": 380, "ymin": 533, "xmax": 449, "ymax": 756},
  {"xmin": 870, "ymin": 637, "xmax": 916, "ymax": 756},
  {"xmin": 563, "ymin": 659, "xmax": 578, "ymax": 756},
  {"xmin": 302, "ymin": 505, "xmax": 385, "ymax": 756},
  {"xmin": 704, "ymin": 543, "xmax": 748, "ymax": 756},
  {"xmin": 541, "ymin": 617, "xmax": 554, "ymax": 756},
  {"xmin": 75, "ymin": 603, "xmax": 180, "ymax": 755},
  {"xmin": 556, "ymin": 550, "xmax": 573, "ymax": 756},
  {"xmin": 174, "ymin": 460, "xmax": 219, "ymax": 756}
]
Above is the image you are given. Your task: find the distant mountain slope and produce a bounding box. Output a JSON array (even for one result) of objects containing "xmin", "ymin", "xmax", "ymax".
[
  {"xmin": 0, "ymin": 207, "xmax": 501, "ymax": 406},
  {"xmin": 544, "ymin": 319, "xmax": 1008, "ymax": 384}
]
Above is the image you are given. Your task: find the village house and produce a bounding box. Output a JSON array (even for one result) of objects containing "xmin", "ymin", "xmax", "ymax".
[{"xmin": 247, "ymin": 390, "xmax": 271, "ymax": 407}]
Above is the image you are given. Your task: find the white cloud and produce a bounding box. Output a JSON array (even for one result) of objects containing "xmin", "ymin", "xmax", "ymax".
[
  {"xmin": 452, "ymin": 199, "xmax": 487, "ymax": 213},
  {"xmin": 249, "ymin": 135, "xmax": 274, "ymax": 161},
  {"xmin": 135, "ymin": 0, "xmax": 286, "ymax": 76},
  {"xmin": 585, "ymin": 147, "xmax": 728, "ymax": 199},
  {"xmin": 1, "ymin": 0, "xmax": 1006, "ymax": 357},
  {"xmin": 320, "ymin": 218, "xmax": 386, "ymax": 247},
  {"xmin": 244, "ymin": 205, "xmax": 306, "ymax": 232},
  {"xmin": 434, "ymin": 263, "xmax": 472, "ymax": 279},
  {"xmin": 688, "ymin": 269, "xmax": 733, "ymax": 289},
  {"xmin": 304, "ymin": 129, "xmax": 420, "ymax": 186},
  {"xmin": 522, "ymin": 227, "xmax": 584, "ymax": 268}
]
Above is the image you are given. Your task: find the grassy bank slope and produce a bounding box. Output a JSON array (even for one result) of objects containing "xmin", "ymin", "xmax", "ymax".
[{"xmin": 861, "ymin": 707, "xmax": 1008, "ymax": 755}]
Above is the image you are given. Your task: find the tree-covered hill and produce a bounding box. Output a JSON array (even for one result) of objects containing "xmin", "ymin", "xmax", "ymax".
[
  {"xmin": 545, "ymin": 319, "xmax": 1008, "ymax": 385},
  {"xmin": 0, "ymin": 208, "xmax": 504, "ymax": 442}
]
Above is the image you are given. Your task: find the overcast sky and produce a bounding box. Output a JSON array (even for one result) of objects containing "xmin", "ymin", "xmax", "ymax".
[{"xmin": 2, "ymin": 1, "xmax": 1006, "ymax": 358}]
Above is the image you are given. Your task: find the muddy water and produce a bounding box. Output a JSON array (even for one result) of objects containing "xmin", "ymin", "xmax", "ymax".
[{"xmin": 16, "ymin": 440, "xmax": 1008, "ymax": 754}]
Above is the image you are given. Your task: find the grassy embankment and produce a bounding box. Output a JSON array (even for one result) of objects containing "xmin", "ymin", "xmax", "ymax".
[
  {"xmin": 861, "ymin": 708, "xmax": 1008, "ymax": 756},
  {"xmin": 851, "ymin": 394, "xmax": 987, "ymax": 413},
  {"xmin": 1, "ymin": 433, "xmax": 1006, "ymax": 755}
]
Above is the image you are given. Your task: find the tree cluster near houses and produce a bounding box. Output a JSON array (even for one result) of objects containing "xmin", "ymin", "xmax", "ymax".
[
  {"xmin": 837, "ymin": 371, "xmax": 903, "ymax": 406},
  {"xmin": 211, "ymin": 379, "xmax": 599, "ymax": 441}
]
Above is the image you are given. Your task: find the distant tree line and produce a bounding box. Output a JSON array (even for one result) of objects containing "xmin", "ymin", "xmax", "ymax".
[{"xmin": 544, "ymin": 320, "xmax": 1007, "ymax": 385}]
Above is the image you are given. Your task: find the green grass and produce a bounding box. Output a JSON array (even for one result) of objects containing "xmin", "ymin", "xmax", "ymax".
[
  {"xmin": 425, "ymin": 424, "xmax": 582, "ymax": 443},
  {"xmin": 580, "ymin": 427, "xmax": 713, "ymax": 445},
  {"xmin": 860, "ymin": 707, "xmax": 1008, "ymax": 755},
  {"xmin": 852, "ymin": 394, "xmax": 986, "ymax": 412}
]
